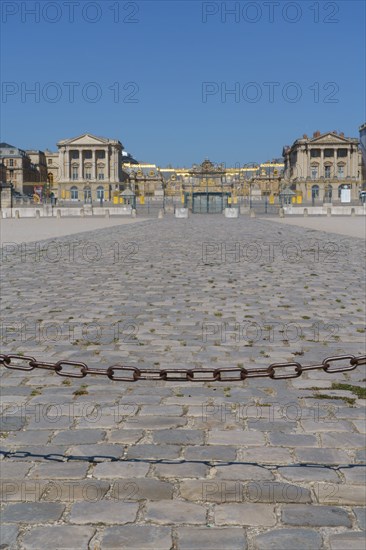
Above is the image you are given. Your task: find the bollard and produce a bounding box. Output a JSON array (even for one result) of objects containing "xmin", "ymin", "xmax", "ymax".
[
  {"xmin": 15, "ymin": 210, "xmax": 20, "ymax": 219},
  {"xmin": 351, "ymin": 208, "xmax": 356, "ymax": 217},
  {"xmin": 80, "ymin": 208, "xmax": 85, "ymax": 217},
  {"xmin": 326, "ymin": 207, "xmax": 332, "ymax": 217},
  {"xmin": 105, "ymin": 209, "xmax": 110, "ymax": 218},
  {"xmin": 158, "ymin": 209, "xmax": 164, "ymax": 219},
  {"xmin": 132, "ymin": 209, "xmax": 137, "ymax": 218},
  {"xmin": 249, "ymin": 209, "xmax": 256, "ymax": 218},
  {"xmin": 303, "ymin": 208, "xmax": 308, "ymax": 217},
  {"xmin": 279, "ymin": 208, "xmax": 285, "ymax": 218},
  {"xmin": 35, "ymin": 210, "xmax": 40, "ymax": 218},
  {"xmin": 56, "ymin": 209, "xmax": 61, "ymax": 218}
]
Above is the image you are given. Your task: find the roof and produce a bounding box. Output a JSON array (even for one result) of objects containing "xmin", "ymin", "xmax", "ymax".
[{"xmin": 0, "ymin": 143, "xmax": 17, "ymax": 149}]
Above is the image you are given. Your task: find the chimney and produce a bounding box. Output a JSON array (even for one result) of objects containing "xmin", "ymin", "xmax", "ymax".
[
  {"xmin": 303, "ymin": 134, "xmax": 308, "ymax": 139},
  {"xmin": 314, "ymin": 130, "xmax": 321, "ymax": 137}
]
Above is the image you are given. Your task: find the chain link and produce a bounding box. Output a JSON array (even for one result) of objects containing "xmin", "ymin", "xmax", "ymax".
[{"xmin": 0, "ymin": 353, "xmax": 365, "ymax": 382}]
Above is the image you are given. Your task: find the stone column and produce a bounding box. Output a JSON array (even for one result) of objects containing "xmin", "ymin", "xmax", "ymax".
[
  {"xmin": 105, "ymin": 148, "xmax": 109, "ymax": 181},
  {"xmin": 79, "ymin": 149, "xmax": 83, "ymax": 180},
  {"xmin": 92, "ymin": 149, "xmax": 96, "ymax": 180}
]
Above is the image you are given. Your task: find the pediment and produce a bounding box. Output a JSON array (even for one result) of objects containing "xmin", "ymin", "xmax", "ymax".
[
  {"xmin": 310, "ymin": 133, "xmax": 348, "ymax": 144},
  {"xmin": 59, "ymin": 133, "xmax": 109, "ymax": 146}
]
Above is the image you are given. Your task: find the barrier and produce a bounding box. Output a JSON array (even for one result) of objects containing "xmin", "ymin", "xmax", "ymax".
[{"xmin": 175, "ymin": 208, "xmax": 189, "ymax": 218}]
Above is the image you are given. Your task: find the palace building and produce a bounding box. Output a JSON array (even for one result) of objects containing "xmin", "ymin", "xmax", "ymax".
[
  {"xmin": 282, "ymin": 131, "xmax": 363, "ymax": 202},
  {"xmin": 55, "ymin": 133, "xmax": 127, "ymax": 202}
]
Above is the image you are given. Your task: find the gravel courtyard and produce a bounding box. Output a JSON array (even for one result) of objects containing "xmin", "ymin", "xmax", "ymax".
[{"xmin": 1, "ymin": 214, "xmax": 365, "ymax": 549}]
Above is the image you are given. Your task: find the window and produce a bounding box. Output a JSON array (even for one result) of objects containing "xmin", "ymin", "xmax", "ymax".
[
  {"xmin": 9, "ymin": 159, "xmax": 14, "ymax": 166},
  {"xmin": 337, "ymin": 165, "xmax": 344, "ymax": 178},
  {"xmin": 97, "ymin": 186, "xmax": 104, "ymax": 200},
  {"xmin": 311, "ymin": 185, "xmax": 319, "ymax": 198},
  {"xmin": 97, "ymin": 151, "xmax": 105, "ymax": 159},
  {"xmin": 70, "ymin": 186, "xmax": 78, "ymax": 200},
  {"xmin": 48, "ymin": 159, "xmax": 52, "ymax": 164},
  {"xmin": 85, "ymin": 172, "xmax": 92, "ymax": 180},
  {"xmin": 310, "ymin": 149, "xmax": 321, "ymax": 158},
  {"xmin": 84, "ymin": 151, "xmax": 92, "ymax": 159},
  {"xmin": 71, "ymin": 151, "xmax": 79, "ymax": 159},
  {"xmin": 337, "ymin": 149, "xmax": 347, "ymax": 158},
  {"xmin": 324, "ymin": 166, "xmax": 331, "ymax": 178},
  {"xmin": 324, "ymin": 149, "xmax": 334, "ymax": 157},
  {"xmin": 98, "ymin": 173, "xmax": 104, "ymax": 180},
  {"xmin": 311, "ymin": 165, "xmax": 318, "ymax": 180},
  {"xmin": 72, "ymin": 168, "xmax": 78, "ymax": 180}
]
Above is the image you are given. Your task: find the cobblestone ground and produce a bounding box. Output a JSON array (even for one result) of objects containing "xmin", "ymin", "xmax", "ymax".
[{"xmin": 1, "ymin": 215, "xmax": 365, "ymax": 549}]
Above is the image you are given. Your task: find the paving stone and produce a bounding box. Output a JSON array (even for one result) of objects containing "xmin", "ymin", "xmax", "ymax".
[
  {"xmin": 300, "ymin": 419, "xmax": 353, "ymax": 432},
  {"xmin": 0, "ymin": 479, "xmax": 47, "ymax": 501},
  {"xmin": 1, "ymin": 502, "xmax": 65, "ymax": 523},
  {"xmin": 51, "ymin": 428, "xmax": 105, "ymax": 445},
  {"xmin": 268, "ymin": 432, "xmax": 318, "ymax": 447},
  {"xmin": 315, "ymin": 483, "xmax": 366, "ymax": 505},
  {"xmin": 101, "ymin": 526, "xmax": 172, "ymax": 549},
  {"xmin": 207, "ymin": 430, "xmax": 265, "ymax": 445},
  {"xmin": 253, "ymin": 528, "xmax": 323, "ymax": 549},
  {"xmin": 122, "ymin": 416, "xmax": 187, "ymax": 429},
  {"xmin": 5, "ymin": 429, "xmax": 52, "ymax": 446},
  {"xmin": 214, "ymin": 503, "xmax": 276, "ymax": 526},
  {"xmin": 152, "ymin": 429, "xmax": 204, "ymax": 445},
  {"xmin": 22, "ymin": 526, "xmax": 95, "ymax": 549},
  {"xmin": 353, "ymin": 507, "xmax": 366, "ymax": 530},
  {"xmin": 126, "ymin": 444, "xmax": 181, "ymax": 460},
  {"xmin": 329, "ymin": 533, "xmax": 366, "ymax": 549},
  {"xmin": 184, "ymin": 445, "xmax": 237, "ymax": 461},
  {"xmin": 93, "ymin": 461, "xmax": 150, "ymax": 478},
  {"xmin": 177, "ymin": 526, "xmax": 247, "ymax": 549},
  {"xmin": 145, "ymin": 500, "xmax": 207, "ymax": 523},
  {"xmin": 111, "ymin": 478, "xmax": 174, "ymax": 500},
  {"xmin": 0, "ymin": 461, "xmax": 32, "ymax": 478},
  {"xmin": 0, "ymin": 416, "xmax": 26, "ymax": 431},
  {"xmin": 247, "ymin": 420, "xmax": 297, "ymax": 431},
  {"xmin": 0, "ymin": 524, "xmax": 19, "ymax": 548},
  {"xmin": 320, "ymin": 432, "xmax": 366, "ymax": 448},
  {"xmin": 41, "ymin": 479, "xmax": 110, "ymax": 502},
  {"xmin": 107, "ymin": 429, "xmax": 144, "ymax": 444},
  {"xmin": 67, "ymin": 444, "xmax": 124, "ymax": 459},
  {"xmin": 214, "ymin": 464, "xmax": 274, "ymax": 481},
  {"xmin": 154, "ymin": 463, "xmax": 209, "ymax": 479},
  {"xmin": 238, "ymin": 446, "xmax": 293, "ymax": 464},
  {"xmin": 295, "ymin": 447, "xmax": 351, "ymax": 464},
  {"xmin": 339, "ymin": 466, "xmax": 366, "ymax": 483},
  {"xmin": 281, "ymin": 504, "xmax": 351, "ymax": 526},
  {"xmin": 26, "ymin": 415, "xmax": 73, "ymax": 430},
  {"xmin": 139, "ymin": 405, "xmax": 184, "ymax": 415},
  {"xmin": 69, "ymin": 501, "xmax": 138, "ymax": 524},
  {"xmin": 30, "ymin": 462, "xmax": 89, "ymax": 479},
  {"xmin": 278, "ymin": 466, "xmax": 340, "ymax": 482}
]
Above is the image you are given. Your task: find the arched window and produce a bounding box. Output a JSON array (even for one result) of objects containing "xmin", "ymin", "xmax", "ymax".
[
  {"xmin": 48, "ymin": 173, "xmax": 54, "ymax": 184},
  {"xmin": 70, "ymin": 186, "xmax": 78, "ymax": 200},
  {"xmin": 311, "ymin": 184, "xmax": 320, "ymax": 198},
  {"xmin": 97, "ymin": 186, "xmax": 104, "ymax": 200}
]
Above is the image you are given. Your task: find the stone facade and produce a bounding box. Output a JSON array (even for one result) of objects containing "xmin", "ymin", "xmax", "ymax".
[
  {"xmin": 283, "ymin": 131, "xmax": 362, "ymax": 202},
  {"xmin": 56, "ymin": 133, "xmax": 126, "ymax": 202},
  {"xmin": 0, "ymin": 143, "xmax": 40, "ymax": 193},
  {"xmin": 0, "ymin": 162, "xmax": 6, "ymax": 184}
]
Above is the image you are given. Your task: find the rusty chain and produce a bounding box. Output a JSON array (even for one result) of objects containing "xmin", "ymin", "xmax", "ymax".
[{"xmin": 0, "ymin": 353, "xmax": 365, "ymax": 381}]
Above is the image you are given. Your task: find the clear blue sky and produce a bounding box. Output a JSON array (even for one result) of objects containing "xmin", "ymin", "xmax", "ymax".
[{"xmin": 1, "ymin": 0, "xmax": 365, "ymax": 166}]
